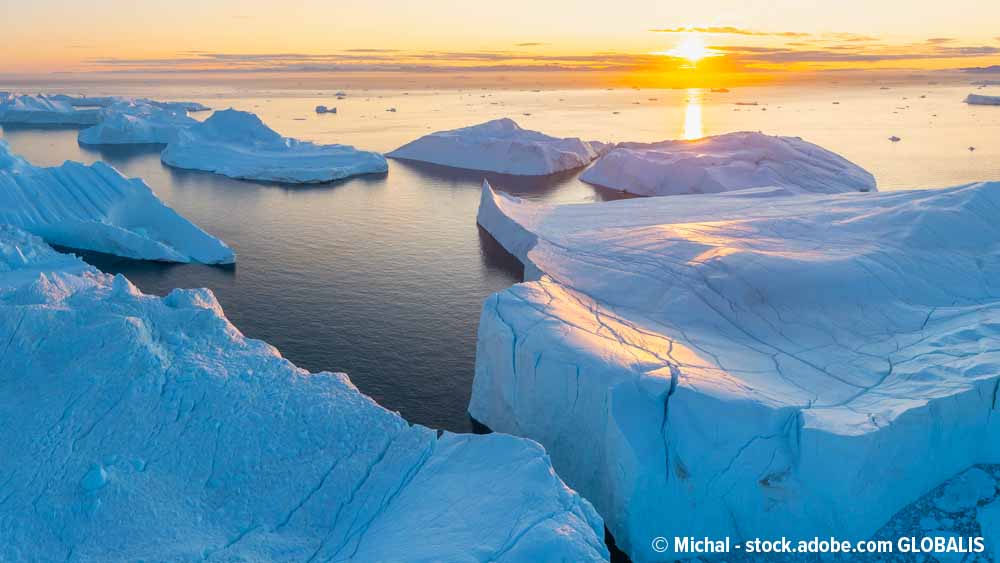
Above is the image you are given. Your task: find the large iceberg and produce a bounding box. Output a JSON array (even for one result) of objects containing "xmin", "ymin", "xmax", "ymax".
[
  {"xmin": 965, "ymin": 93, "xmax": 1000, "ymax": 106},
  {"xmin": 580, "ymin": 131, "xmax": 876, "ymax": 196},
  {"xmin": 79, "ymin": 100, "xmax": 198, "ymax": 145},
  {"xmin": 0, "ymin": 140, "xmax": 233, "ymax": 263},
  {"xmin": 0, "ymin": 226, "xmax": 608, "ymax": 562},
  {"xmin": 472, "ymin": 180, "xmax": 1000, "ymax": 561},
  {"xmin": 0, "ymin": 94, "xmax": 99, "ymax": 126},
  {"xmin": 161, "ymin": 109, "xmax": 387, "ymax": 183},
  {"xmin": 388, "ymin": 118, "xmax": 609, "ymax": 175}
]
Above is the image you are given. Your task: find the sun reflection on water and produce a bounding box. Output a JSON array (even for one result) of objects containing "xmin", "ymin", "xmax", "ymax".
[{"xmin": 683, "ymin": 88, "xmax": 703, "ymax": 140}]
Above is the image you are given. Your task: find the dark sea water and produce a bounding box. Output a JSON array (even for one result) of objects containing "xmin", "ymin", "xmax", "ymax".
[{"xmin": 3, "ymin": 84, "xmax": 999, "ymax": 432}]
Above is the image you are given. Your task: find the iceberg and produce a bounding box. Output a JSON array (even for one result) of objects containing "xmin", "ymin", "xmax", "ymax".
[
  {"xmin": 580, "ymin": 131, "xmax": 876, "ymax": 196},
  {"xmin": 0, "ymin": 226, "xmax": 609, "ymax": 562},
  {"xmin": 0, "ymin": 140, "xmax": 234, "ymax": 263},
  {"xmin": 965, "ymin": 94, "xmax": 1000, "ymax": 106},
  {"xmin": 0, "ymin": 94, "xmax": 99, "ymax": 126},
  {"xmin": 48, "ymin": 94, "xmax": 210, "ymax": 112},
  {"xmin": 471, "ymin": 180, "xmax": 1000, "ymax": 561},
  {"xmin": 78, "ymin": 100, "xmax": 198, "ymax": 145},
  {"xmin": 161, "ymin": 109, "xmax": 388, "ymax": 184},
  {"xmin": 388, "ymin": 118, "xmax": 609, "ymax": 176}
]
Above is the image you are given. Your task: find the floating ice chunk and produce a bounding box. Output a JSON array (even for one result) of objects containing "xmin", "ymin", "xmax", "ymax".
[
  {"xmin": 388, "ymin": 118, "xmax": 609, "ymax": 175},
  {"xmin": 0, "ymin": 94, "xmax": 99, "ymax": 125},
  {"xmin": 0, "ymin": 140, "xmax": 233, "ymax": 263},
  {"xmin": 580, "ymin": 131, "xmax": 876, "ymax": 196},
  {"xmin": 315, "ymin": 105, "xmax": 337, "ymax": 114},
  {"xmin": 965, "ymin": 94, "xmax": 1000, "ymax": 106},
  {"xmin": 890, "ymin": 135, "xmax": 902, "ymax": 142},
  {"xmin": 78, "ymin": 101, "xmax": 198, "ymax": 145},
  {"xmin": 472, "ymin": 180, "xmax": 1000, "ymax": 561},
  {"xmin": 161, "ymin": 109, "xmax": 387, "ymax": 184},
  {"xmin": 0, "ymin": 227, "xmax": 608, "ymax": 562},
  {"xmin": 934, "ymin": 468, "xmax": 997, "ymax": 513}
]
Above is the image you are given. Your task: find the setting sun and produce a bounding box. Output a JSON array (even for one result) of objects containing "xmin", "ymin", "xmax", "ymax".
[{"xmin": 668, "ymin": 34, "xmax": 717, "ymax": 65}]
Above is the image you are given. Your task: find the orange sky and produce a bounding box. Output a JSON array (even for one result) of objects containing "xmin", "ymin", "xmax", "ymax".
[{"xmin": 2, "ymin": 0, "xmax": 998, "ymax": 86}]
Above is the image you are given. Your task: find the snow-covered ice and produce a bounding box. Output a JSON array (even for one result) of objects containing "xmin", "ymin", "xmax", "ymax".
[
  {"xmin": 0, "ymin": 94, "xmax": 99, "ymax": 126},
  {"xmin": 0, "ymin": 226, "xmax": 608, "ymax": 562},
  {"xmin": 966, "ymin": 94, "xmax": 1000, "ymax": 106},
  {"xmin": 388, "ymin": 118, "xmax": 609, "ymax": 175},
  {"xmin": 580, "ymin": 131, "xmax": 876, "ymax": 196},
  {"xmin": 161, "ymin": 109, "xmax": 388, "ymax": 183},
  {"xmin": 0, "ymin": 140, "xmax": 234, "ymax": 263},
  {"xmin": 48, "ymin": 94, "xmax": 210, "ymax": 112},
  {"xmin": 78, "ymin": 100, "xmax": 198, "ymax": 145},
  {"xmin": 472, "ymin": 180, "xmax": 1000, "ymax": 561}
]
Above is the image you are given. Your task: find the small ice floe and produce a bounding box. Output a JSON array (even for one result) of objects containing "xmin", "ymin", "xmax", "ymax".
[
  {"xmin": 965, "ymin": 94, "xmax": 1000, "ymax": 106},
  {"xmin": 969, "ymin": 146, "xmax": 976, "ymax": 152},
  {"xmin": 315, "ymin": 105, "xmax": 337, "ymax": 114},
  {"xmin": 386, "ymin": 107, "xmax": 397, "ymax": 112},
  {"xmin": 833, "ymin": 101, "xmax": 840, "ymax": 104},
  {"xmin": 735, "ymin": 101, "xmax": 759, "ymax": 106},
  {"xmin": 889, "ymin": 135, "xmax": 902, "ymax": 142}
]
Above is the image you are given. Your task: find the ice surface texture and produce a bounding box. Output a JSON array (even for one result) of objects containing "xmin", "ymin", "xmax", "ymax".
[
  {"xmin": 0, "ymin": 140, "xmax": 233, "ymax": 263},
  {"xmin": 161, "ymin": 109, "xmax": 388, "ymax": 184},
  {"xmin": 580, "ymin": 131, "xmax": 877, "ymax": 196},
  {"xmin": 0, "ymin": 226, "xmax": 608, "ymax": 562},
  {"xmin": 388, "ymin": 118, "xmax": 609, "ymax": 175},
  {"xmin": 472, "ymin": 180, "xmax": 1000, "ymax": 561}
]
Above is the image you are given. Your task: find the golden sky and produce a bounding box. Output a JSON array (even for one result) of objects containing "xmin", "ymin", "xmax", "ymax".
[{"xmin": 3, "ymin": 0, "xmax": 999, "ymax": 85}]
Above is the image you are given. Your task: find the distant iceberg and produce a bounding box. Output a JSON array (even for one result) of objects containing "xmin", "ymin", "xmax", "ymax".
[
  {"xmin": 0, "ymin": 140, "xmax": 233, "ymax": 263},
  {"xmin": 48, "ymin": 94, "xmax": 210, "ymax": 112},
  {"xmin": 472, "ymin": 180, "xmax": 1000, "ymax": 561},
  {"xmin": 79, "ymin": 100, "xmax": 198, "ymax": 145},
  {"xmin": 0, "ymin": 94, "xmax": 99, "ymax": 126},
  {"xmin": 580, "ymin": 131, "xmax": 876, "ymax": 196},
  {"xmin": 965, "ymin": 93, "xmax": 1000, "ymax": 106},
  {"xmin": 388, "ymin": 118, "xmax": 609, "ymax": 175},
  {"xmin": 0, "ymin": 226, "xmax": 608, "ymax": 562},
  {"xmin": 161, "ymin": 109, "xmax": 388, "ymax": 183}
]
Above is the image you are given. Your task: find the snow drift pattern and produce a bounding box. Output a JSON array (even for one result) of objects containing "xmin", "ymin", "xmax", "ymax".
[
  {"xmin": 0, "ymin": 94, "xmax": 99, "ymax": 126},
  {"xmin": 0, "ymin": 226, "xmax": 608, "ymax": 562},
  {"xmin": 78, "ymin": 100, "xmax": 198, "ymax": 145},
  {"xmin": 388, "ymin": 118, "xmax": 609, "ymax": 175},
  {"xmin": 580, "ymin": 131, "xmax": 876, "ymax": 196},
  {"xmin": 161, "ymin": 109, "xmax": 388, "ymax": 183},
  {"xmin": 0, "ymin": 140, "xmax": 234, "ymax": 263},
  {"xmin": 472, "ymin": 180, "xmax": 1000, "ymax": 561}
]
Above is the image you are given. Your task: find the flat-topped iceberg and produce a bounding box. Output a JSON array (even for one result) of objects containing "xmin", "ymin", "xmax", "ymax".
[
  {"xmin": 580, "ymin": 131, "xmax": 876, "ymax": 196},
  {"xmin": 79, "ymin": 100, "xmax": 198, "ymax": 145},
  {"xmin": 0, "ymin": 94, "xmax": 99, "ymax": 126},
  {"xmin": 49, "ymin": 94, "xmax": 210, "ymax": 112},
  {"xmin": 965, "ymin": 93, "xmax": 1000, "ymax": 106},
  {"xmin": 161, "ymin": 109, "xmax": 387, "ymax": 183},
  {"xmin": 0, "ymin": 140, "xmax": 233, "ymax": 263},
  {"xmin": 0, "ymin": 226, "xmax": 608, "ymax": 562},
  {"xmin": 388, "ymin": 118, "xmax": 609, "ymax": 175},
  {"xmin": 472, "ymin": 180, "xmax": 1000, "ymax": 561}
]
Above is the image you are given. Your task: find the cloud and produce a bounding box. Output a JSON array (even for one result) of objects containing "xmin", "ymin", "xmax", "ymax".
[
  {"xmin": 925, "ymin": 37, "xmax": 955, "ymax": 44},
  {"xmin": 650, "ymin": 26, "xmax": 808, "ymax": 37},
  {"xmin": 515, "ymin": 42, "xmax": 548, "ymax": 47},
  {"xmin": 721, "ymin": 44, "xmax": 1000, "ymax": 64},
  {"xmin": 962, "ymin": 65, "xmax": 1000, "ymax": 73}
]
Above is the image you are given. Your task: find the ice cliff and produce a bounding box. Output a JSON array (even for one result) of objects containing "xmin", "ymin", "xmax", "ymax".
[{"xmin": 472, "ymin": 180, "xmax": 1000, "ymax": 561}]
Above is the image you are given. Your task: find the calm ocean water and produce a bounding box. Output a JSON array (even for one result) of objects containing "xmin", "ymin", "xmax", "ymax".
[{"xmin": 2, "ymin": 83, "xmax": 999, "ymax": 431}]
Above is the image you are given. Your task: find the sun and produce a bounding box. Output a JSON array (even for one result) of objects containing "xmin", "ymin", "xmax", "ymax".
[{"xmin": 668, "ymin": 34, "xmax": 717, "ymax": 66}]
